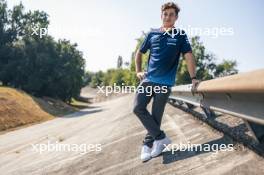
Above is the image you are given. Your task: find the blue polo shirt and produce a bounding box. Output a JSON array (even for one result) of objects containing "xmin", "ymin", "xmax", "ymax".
[{"xmin": 139, "ymin": 28, "xmax": 192, "ymax": 86}]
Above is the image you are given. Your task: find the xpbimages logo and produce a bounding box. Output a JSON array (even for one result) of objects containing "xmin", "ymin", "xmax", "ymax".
[
  {"xmin": 163, "ymin": 143, "xmax": 234, "ymax": 154},
  {"xmin": 31, "ymin": 27, "xmax": 48, "ymax": 38},
  {"xmin": 97, "ymin": 83, "xmax": 169, "ymax": 96},
  {"xmin": 163, "ymin": 26, "xmax": 234, "ymax": 38},
  {"xmin": 31, "ymin": 141, "xmax": 102, "ymax": 155}
]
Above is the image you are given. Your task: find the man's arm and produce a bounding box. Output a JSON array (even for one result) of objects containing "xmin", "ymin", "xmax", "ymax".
[
  {"xmin": 135, "ymin": 49, "xmax": 146, "ymax": 80},
  {"xmin": 135, "ymin": 49, "xmax": 142, "ymax": 73},
  {"xmin": 184, "ymin": 52, "xmax": 196, "ymax": 78},
  {"xmin": 184, "ymin": 52, "xmax": 200, "ymax": 87}
]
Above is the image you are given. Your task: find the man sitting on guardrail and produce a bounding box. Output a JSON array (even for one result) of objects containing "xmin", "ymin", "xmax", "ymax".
[{"xmin": 133, "ymin": 2, "xmax": 199, "ymax": 162}]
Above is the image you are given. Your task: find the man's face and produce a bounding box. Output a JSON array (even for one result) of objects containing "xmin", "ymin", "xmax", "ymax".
[{"xmin": 161, "ymin": 8, "xmax": 178, "ymax": 28}]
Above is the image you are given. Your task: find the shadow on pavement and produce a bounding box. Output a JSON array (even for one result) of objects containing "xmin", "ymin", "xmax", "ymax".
[{"xmin": 162, "ymin": 135, "xmax": 234, "ymax": 164}]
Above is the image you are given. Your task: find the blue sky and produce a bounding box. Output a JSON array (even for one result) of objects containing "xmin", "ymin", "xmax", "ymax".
[{"xmin": 8, "ymin": 0, "xmax": 264, "ymax": 73}]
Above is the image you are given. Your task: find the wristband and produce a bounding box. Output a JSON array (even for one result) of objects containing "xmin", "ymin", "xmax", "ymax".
[{"xmin": 191, "ymin": 76, "xmax": 197, "ymax": 80}]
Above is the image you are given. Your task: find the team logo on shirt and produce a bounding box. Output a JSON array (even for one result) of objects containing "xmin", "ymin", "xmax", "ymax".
[{"xmin": 167, "ymin": 38, "xmax": 177, "ymax": 46}]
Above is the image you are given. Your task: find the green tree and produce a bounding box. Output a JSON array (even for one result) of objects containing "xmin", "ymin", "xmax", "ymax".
[
  {"xmin": 0, "ymin": 0, "xmax": 86, "ymax": 103},
  {"xmin": 176, "ymin": 36, "xmax": 237, "ymax": 85},
  {"xmin": 214, "ymin": 59, "xmax": 238, "ymax": 77},
  {"xmin": 84, "ymin": 71, "xmax": 95, "ymax": 86},
  {"xmin": 90, "ymin": 71, "xmax": 104, "ymax": 88}
]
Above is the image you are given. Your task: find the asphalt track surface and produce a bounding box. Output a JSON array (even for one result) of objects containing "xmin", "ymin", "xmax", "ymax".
[{"xmin": 0, "ymin": 94, "xmax": 263, "ymax": 175}]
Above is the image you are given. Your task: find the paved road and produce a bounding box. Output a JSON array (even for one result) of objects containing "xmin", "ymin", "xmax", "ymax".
[{"xmin": 0, "ymin": 94, "xmax": 263, "ymax": 175}]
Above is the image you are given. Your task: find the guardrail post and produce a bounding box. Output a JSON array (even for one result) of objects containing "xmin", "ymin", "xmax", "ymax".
[
  {"xmin": 186, "ymin": 103, "xmax": 195, "ymax": 110},
  {"xmin": 244, "ymin": 120, "xmax": 264, "ymax": 144},
  {"xmin": 201, "ymin": 107, "xmax": 216, "ymax": 119}
]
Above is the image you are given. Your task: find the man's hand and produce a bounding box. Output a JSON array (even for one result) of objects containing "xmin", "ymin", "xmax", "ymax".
[
  {"xmin": 191, "ymin": 78, "xmax": 200, "ymax": 95},
  {"xmin": 136, "ymin": 72, "xmax": 146, "ymax": 81},
  {"xmin": 192, "ymin": 79, "xmax": 200, "ymax": 89}
]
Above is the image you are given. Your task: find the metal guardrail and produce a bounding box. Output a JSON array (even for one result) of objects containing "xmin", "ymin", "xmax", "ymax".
[{"xmin": 169, "ymin": 69, "xmax": 264, "ymax": 143}]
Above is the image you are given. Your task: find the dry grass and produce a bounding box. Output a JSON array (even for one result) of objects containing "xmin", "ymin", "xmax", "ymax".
[{"xmin": 0, "ymin": 86, "xmax": 78, "ymax": 132}]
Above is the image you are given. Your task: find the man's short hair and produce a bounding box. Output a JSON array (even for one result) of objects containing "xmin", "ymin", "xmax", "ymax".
[{"xmin": 161, "ymin": 2, "xmax": 180, "ymax": 15}]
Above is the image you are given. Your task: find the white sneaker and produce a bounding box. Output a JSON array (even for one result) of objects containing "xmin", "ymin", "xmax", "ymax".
[
  {"xmin": 140, "ymin": 145, "xmax": 152, "ymax": 162},
  {"xmin": 151, "ymin": 137, "xmax": 171, "ymax": 158}
]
